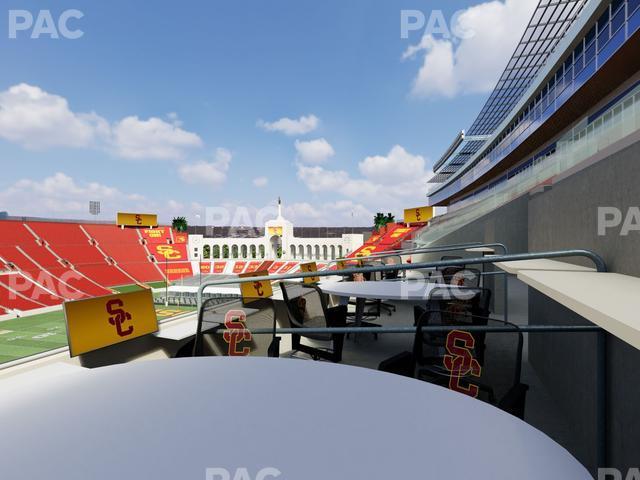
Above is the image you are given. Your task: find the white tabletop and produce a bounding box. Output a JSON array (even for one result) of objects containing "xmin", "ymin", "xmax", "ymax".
[
  {"xmin": 0, "ymin": 357, "xmax": 589, "ymax": 480},
  {"xmin": 517, "ymin": 269, "xmax": 640, "ymax": 350},
  {"xmin": 494, "ymin": 259, "xmax": 595, "ymax": 275},
  {"xmin": 320, "ymin": 279, "xmax": 477, "ymax": 302}
]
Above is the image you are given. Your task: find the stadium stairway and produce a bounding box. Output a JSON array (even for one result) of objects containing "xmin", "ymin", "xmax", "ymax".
[
  {"xmin": 26, "ymin": 222, "xmax": 136, "ymax": 288},
  {"xmin": 82, "ymin": 224, "xmax": 164, "ymax": 283}
]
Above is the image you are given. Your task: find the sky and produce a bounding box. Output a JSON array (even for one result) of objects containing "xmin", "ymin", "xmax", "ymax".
[{"xmin": 0, "ymin": 0, "xmax": 538, "ymax": 227}]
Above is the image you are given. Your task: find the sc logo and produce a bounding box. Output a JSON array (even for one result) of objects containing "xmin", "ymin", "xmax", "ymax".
[{"xmin": 8, "ymin": 9, "xmax": 84, "ymax": 39}]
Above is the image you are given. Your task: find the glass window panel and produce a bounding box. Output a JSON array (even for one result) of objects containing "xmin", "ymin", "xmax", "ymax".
[
  {"xmin": 574, "ymin": 38, "xmax": 584, "ymax": 56},
  {"xmin": 574, "ymin": 52, "xmax": 584, "ymax": 71},
  {"xmin": 597, "ymin": 6, "xmax": 611, "ymax": 32},
  {"xmin": 598, "ymin": 27, "xmax": 611, "ymax": 49},
  {"xmin": 585, "ymin": 41, "xmax": 596, "ymax": 63},
  {"xmin": 611, "ymin": 0, "xmax": 624, "ymax": 15},
  {"xmin": 611, "ymin": 5, "xmax": 625, "ymax": 32},
  {"xmin": 564, "ymin": 55, "xmax": 573, "ymax": 71}
]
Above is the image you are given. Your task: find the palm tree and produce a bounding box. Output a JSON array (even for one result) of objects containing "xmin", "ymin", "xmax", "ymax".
[
  {"xmin": 172, "ymin": 216, "xmax": 188, "ymax": 232},
  {"xmin": 373, "ymin": 213, "xmax": 386, "ymax": 231},
  {"xmin": 385, "ymin": 213, "xmax": 395, "ymax": 224},
  {"xmin": 373, "ymin": 212, "xmax": 396, "ymax": 232}
]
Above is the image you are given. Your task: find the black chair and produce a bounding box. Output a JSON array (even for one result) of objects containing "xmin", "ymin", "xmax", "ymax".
[
  {"xmin": 414, "ymin": 268, "xmax": 482, "ymax": 326},
  {"xmin": 378, "ymin": 255, "xmax": 401, "ymax": 315},
  {"xmin": 280, "ymin": 282, "xmax": 346, "ymax": 362},
  {"xmin": 438, "ymin": 266, "xmax": 481, "ymax": 287},
  {"xmin": 379, "ymin": 303, "xmax": 528, "ymax": 420},
  {"xmin": 346, "ymin": 265, "xmax": 383, "ymax": 339}
]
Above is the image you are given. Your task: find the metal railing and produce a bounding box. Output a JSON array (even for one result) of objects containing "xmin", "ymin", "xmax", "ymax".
[
  {"xmin": 330, "ymin": 241, "xmax": 497, "ymax": 262},
  {"xmin": 196, "ymin": 248, "xmax": 605, "ymax": 307},
  {"xmin": 193, "ymin": 246, "xmax": 608, "ymax": 467}
]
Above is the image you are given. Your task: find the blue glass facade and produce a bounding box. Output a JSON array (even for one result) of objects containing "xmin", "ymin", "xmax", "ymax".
[{"xmin": 430, "ymin": 0, "xmax": 640, "ymax": 206}]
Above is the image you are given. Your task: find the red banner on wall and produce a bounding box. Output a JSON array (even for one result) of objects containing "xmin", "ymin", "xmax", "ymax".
[
  {"xmin": 141, "ymin": 227, "xmax": 171, "ymax": 243},
  {"xmin": 279, "ymin": 262, "xmax": 298, "ymax": 274},
  {"xmin": 244, "ymin": 261, "xmax": 263, "ymax": 273},
  {"xmin": 200, "ymin": 262, "xmax": 212, "ymax": 274},
  {"xmin": 268, "ymin": 262, "xmax": 285, "ymax": 273},
  {"xmin": 159, "ymin": 262, "xmax": 193, "ymax": 281},
  {"xmin": 213, "ymin": 262, "xmax": 226, "ymax": 274},
  {"xmin": 174, "ymin": 232, "xmax": 188, "ymax": 244},
  {"xmin": 233, "ymin": 262, "xmax": 247, "ymax": 274},
  {"xmin": 259, "ymin": 260, "xmax": 274, "ymax": 271}
]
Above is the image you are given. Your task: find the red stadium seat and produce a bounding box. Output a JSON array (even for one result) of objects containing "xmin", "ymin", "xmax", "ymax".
[
  {"xmin": 0, "ymin": 221, "xmax": 38, "ymax": 246},
  {"xmin": 19, "ymin": 242, "xmax": 111, "ymax": 296},
  {"xmin": 0, "ymin": 246, "xmax": 87, "ymax": 300},
  {"xmin": 27, "ymin": 221, "xmax": 142, "ymax": 287},
  {"xmin": 0, "ymin": 281, "xmax": 45, "ymax": 311},
  {"xmin": 0, "ymin": 219, "xmax": 178, "ymax": 312},
  {"xmin": 0, "ymin": 273, "xmax": 63, "ymax": 309},
  {"xmin": 83, "ymin": 224, "xmax": 164, "ymax": 283}
]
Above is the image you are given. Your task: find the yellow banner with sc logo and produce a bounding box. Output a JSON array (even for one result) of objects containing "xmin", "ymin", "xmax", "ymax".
[
  {"xmin": 117, "ymin": 212, "xmax": 158, "ymax": 227},
  {"xmin": 64, "ymin": 289, "xmax": 158, "ymax": 357},
  {"xmin": 239, "ymin": 270, "xmax": 273, "ymax": 304},
  {"xmin": 404, "ymin": 206, "xmax": 433, "ymax": 224},
  {"xmin": 300, "ymin": 262, "xmax": 320, "ymax": 284}
]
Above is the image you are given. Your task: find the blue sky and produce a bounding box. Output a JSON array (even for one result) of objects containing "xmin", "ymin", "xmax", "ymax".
[{"xmin": 0, "ymin": 0, "xmax": 537, "ymax": 226}]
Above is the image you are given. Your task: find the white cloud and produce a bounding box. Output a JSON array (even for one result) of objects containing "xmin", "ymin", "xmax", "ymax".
[
  {"xmin": 359, "ymin": 145, "xmax": 430, "ymax": 184},
  {"xmin": 0, "ymin": 172, "xmax": 211, "ymax": 224},
  {"xmin": 0, "ymin": 172, "xmax": 149, "ymax": 217},
  {"xmin": 403, "ymin": 0, "xmax": 537, "ymax": 98},
  {"xmin": 178, "ymin": 147, "xmax": 232, "ymax": 187},
  {"xmin": 257, "ymin": 114, "xmax": 319, "ymax": 136},
  {"xmin": 296, "ymin": 145, "xmax": 433, "ymax": 211},
  {"xmin": 0, "ymin": 83, "xmax": 105, "ymax": 149},
  {"xmin": 252, "ymin": 176, "xmax": 269, "ymax": 187},
  {"xmin": 295, "ymin": 138, "xmax": 335, "ymax": 164},
  {"xmin": 0, "ymin": 83, "xmax": 203, "ymax": 160},
  {"xmin": 110, "ymin": 116, "xmax": 203, "ymax": 160},
  {"xmin": 284, "ymin": 200, "xmax": 374, "ymax": 226}
]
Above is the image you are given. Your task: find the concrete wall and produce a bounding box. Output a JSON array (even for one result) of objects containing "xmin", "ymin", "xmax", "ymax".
[
  {"xmin": 528, "ymin": 137, "xmax": 640, "ymax": 473},
  {"xmin": 417, "ymin": 138, "xmax": 640, "ymax": 473}
]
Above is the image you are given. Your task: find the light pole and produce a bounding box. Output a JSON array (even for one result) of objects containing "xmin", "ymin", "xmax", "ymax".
[
  {"xmin": 194, "ymin": 252, "xmax": 201, "ymax": 286},
  {"xmin": 165, "ymin": 237, "xmax": 170, "ymax": 306}
]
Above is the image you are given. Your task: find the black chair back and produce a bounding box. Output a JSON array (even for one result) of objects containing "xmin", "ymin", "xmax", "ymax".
[
  {"xmin": 279, "ymin": 282, "xmax": 346, "ymax": 362},
  {"xmin": 413, "ymin": 306, "xmax": 527, "ymax": 418},
  {"xmin": 437, "ymin": 267, "xmax": 481, "ymax": 288}
]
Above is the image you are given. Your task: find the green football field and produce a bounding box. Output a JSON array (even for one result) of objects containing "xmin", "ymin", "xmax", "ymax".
[
  {"xmin": 111, "ymin": 281, "xmax": 167, "ymax": 293},
  {"xmin": 0, "ymin": 304, "xmax": 195, "ymax": 365}
]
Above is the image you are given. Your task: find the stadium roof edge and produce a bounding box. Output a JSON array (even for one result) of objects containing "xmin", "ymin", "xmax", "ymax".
[{"xmin": 433, "ymin": 131, "xmax": 465, "ymax": 172}]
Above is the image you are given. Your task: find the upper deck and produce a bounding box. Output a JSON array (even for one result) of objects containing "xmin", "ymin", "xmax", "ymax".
[{"xmin": 429, "ymin": 0, "xmax": 640, "ymax": 206}]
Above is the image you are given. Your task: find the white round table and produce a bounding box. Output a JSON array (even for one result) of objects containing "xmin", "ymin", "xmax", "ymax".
[
  {"xmin": 320, "ymin": 279, "xmax": 477, "ymax": 302},
  {"xmin": 0, "ymin": 358, "xmax": 589, "ymax": 479}
]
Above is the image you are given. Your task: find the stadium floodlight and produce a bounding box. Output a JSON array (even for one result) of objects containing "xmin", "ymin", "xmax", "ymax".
[{"xmin": 89, "ymin": 201, "xmax": 101, "ymax": 216}]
